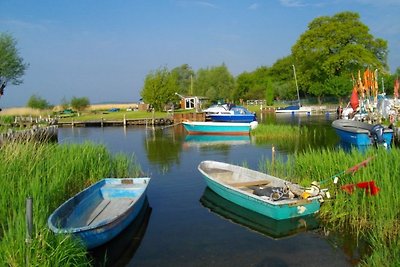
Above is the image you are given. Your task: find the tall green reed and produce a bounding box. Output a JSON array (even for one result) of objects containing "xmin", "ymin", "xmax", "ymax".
[
  {"xmin": 0, "ymin": 141, "xmax": 142, "ymax": 266},
  {"xmin": 260, "ymin": 146, "xmax": 400, "ymax": 266}
]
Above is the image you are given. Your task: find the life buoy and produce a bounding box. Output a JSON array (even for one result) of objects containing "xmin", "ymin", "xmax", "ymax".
[
  {"xmin": 165, "ymin": 119, "xmax": 171, "ymax": 125},
  {"xmin": 159, "ymin": 118, "xmax": 165, "ymax": 125}
]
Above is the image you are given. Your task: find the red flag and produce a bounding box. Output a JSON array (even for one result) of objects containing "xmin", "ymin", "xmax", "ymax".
[
  {"xmin": 350, "ymin": 86, "xmax": 359, "ymax": 111},
  {"xmin": 341, "ymin": 180, "xmax": 380, "ymax": 196}
]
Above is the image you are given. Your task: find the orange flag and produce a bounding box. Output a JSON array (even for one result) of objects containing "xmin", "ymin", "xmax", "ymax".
[
  {"xmin": 350, "ymin": 86, "xmax": 359, "ymax": 111},
  {"xmin": 394, "ymin": 78, "xmax": 399, "ymax": 99}
]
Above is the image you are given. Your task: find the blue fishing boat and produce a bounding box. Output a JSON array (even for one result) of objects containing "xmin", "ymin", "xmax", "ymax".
[
  {"xmin": 198, "ymin": 161, "xmax": 325, "ymax": 220},
  {"xmin": 48, "ymin": 177, "xmax": 150, "ymax": 249},
  {"xmin": 332, "ymin": 119, "xmax": 393, "ymax": 148},
  {"xmin": 207, "ymin": 106, "xmax": 257, "ymax": 123},
  {"xmin": 182, "ymin": 121, "xmax": 258, "ymax": 135}
]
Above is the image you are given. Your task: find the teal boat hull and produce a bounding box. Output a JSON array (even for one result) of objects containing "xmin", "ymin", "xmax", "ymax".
[{"xmin": 198, "ymin": 161, "xmax": 321, "ymax": 220}]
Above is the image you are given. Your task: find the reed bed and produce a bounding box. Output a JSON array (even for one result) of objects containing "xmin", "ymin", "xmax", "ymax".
[
  {"xmin": 260, "ymin": 147, "xmax": 400, "ymax": 266},
  {"xmin": 0, "ymin": 142, "xmax": 142, "ymax": 266},
  {"xmin": 251, "ymin": 124, "xmax": 308, "ymax": 140}
]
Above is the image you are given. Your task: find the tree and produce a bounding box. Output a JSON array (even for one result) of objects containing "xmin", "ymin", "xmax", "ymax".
[
  {"xmin": 291, "ymin": 12, "xmax": 388, "ymax": 101},
  {"xmin": 269, "ymin": 56, "xmax": 298, "ymax": 100},
  {"xmin": 193, "ymin": 64, "xmax": 234, "ymax": 102},
  {"xmin": 27, "ymin": 94, "xmax": 51, "ymax": 110},
  {"xmin": 171, "ymin": 64, "xmax": 195, "ymax": 96},
  {"xmin": 70, "ymin": 96, "xmax": 90, "ymax": 111},
  {"xmin": 140, "ymin": 67, "xmax": 177, "ymax": 111},
  {"xmin": 0, "ymin": 33, "xmax": 28, "ymax": 96}
]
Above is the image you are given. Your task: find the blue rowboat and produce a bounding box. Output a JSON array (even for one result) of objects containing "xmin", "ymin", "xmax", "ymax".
[
  {"xmin": 198, "ymin": 161, "xmax": 324, "ymax": 220},
  {"xmin": 48, "ymin": 177, "xmax": 150, "ymax": 249},
  {"xmin": 182, "ymin": 121, "xmax": 258, "ymax": 135},
  {"xmin": 207, "ymin": 106, "xmax": 256, "ymax": 123},
  {"xmin": 332, "ymin": 119, "xmax": 393, "ymax": 148}
]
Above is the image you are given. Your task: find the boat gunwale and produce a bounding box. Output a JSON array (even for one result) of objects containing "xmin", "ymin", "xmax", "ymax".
[
  {"xmin": 48, "ymin": 177, "xmax": 150, "ymax": 234},
  {"xmin": 198, "ymin": 160, "xmax": 320, "ymax": 206}
]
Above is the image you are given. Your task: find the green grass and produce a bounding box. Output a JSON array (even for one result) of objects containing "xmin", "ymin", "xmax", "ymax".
[
  {"xmin": 251, "ymin": 123, "xmax": 308, "ymax": 139},
  {"xmin": 0, "ymin": 142, "xmax": 142, "ymax": 266},
  {"xmin": 260, "ymin": 147, "xmax": 400, "ymax": 266}
]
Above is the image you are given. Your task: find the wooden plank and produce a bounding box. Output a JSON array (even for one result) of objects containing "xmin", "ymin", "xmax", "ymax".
[
  {"xmin": 87, "ymin": 199, "xmax": 111, "ymax": 226},
  {"xmin": 88, "ymin": 198, "xmax": 135, "ymax": 226},
  {"xmin": 228, "ymin": 180, "xmax": 270, "ymax": 187}
]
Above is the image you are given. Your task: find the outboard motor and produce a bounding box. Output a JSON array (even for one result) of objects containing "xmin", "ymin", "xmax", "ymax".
[{"xmin": 370, "ymin": 124, "xmax": 386, "ymax": 148}]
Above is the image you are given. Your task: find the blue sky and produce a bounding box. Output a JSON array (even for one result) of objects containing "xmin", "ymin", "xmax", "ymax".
[{"xmin": 1, "ymin": 0, "xmax": 399, "ymax": 107}]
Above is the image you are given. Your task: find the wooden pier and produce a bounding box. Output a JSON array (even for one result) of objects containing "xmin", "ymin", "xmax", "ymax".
[{"xmin": 57, "ymin": 113, "xmax": 206, "ymax": 127}]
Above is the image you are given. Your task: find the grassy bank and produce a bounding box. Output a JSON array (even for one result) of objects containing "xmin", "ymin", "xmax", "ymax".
[
  {"xmin": 260, "ymin": 147, "xmax": 400, "ymax": 266},
  {"xmin": 0, "ymin": 142, "xmax": 142, "ymax": 266}
]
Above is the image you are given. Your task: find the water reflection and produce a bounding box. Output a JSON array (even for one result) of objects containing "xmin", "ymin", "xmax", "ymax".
[
  {"xmin": 200, "ymin": 187, "xmax": 319, "ymax": 239},
  {"xmin": 89, "ymin": 198, "xmax": 152, "ymax": 267},
  {"xmin": 183, "ymin": 134, "xmax": 250, "ymax": 149}
]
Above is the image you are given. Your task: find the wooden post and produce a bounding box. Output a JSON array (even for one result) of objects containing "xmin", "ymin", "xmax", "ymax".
[
  {"xmin": 123, "ymin": 114, "xmax": 126, "ymax": 126},
  {"xmin": 26, "ymin": 197, "xmax": 33, "ymax": 266},
  {"xmin": 101, "ymin": 117, "xmax": 104, "ymax": 127}
]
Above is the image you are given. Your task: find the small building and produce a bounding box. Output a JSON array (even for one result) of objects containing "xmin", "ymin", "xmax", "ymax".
[{"xmin": 175, "ymin": 93, "xmax": 208, "ymax": 111}]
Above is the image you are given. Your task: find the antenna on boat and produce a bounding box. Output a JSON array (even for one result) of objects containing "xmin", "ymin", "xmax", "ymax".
[{"xmin": 292, "ymin": 65, "xmax": 301, "ymax": 107}]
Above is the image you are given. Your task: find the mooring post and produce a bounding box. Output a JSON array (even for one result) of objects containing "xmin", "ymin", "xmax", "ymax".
[
  {"xmin": 26, "ymin": 197, "xmax": 33, "ymax": 266},
  {"xmin": 123, "ymin": 114, "xmax": 126, "ymax": 126},
  {"xmin": 272, "ymin": 146, "xmax": 275, "ymax": 165},
  {"xmin": 101, "ymin": 117, "xmax": 104, "ymax": 127}
]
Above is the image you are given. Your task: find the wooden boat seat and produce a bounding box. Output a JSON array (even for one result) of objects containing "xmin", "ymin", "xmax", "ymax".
[
  {"xmin": 87, "ymin": 198, "xmax": 135, "ymax": 226},
  {"xmin": 228, "ymin": 180, "xmax": 271, "ymax": 187}
]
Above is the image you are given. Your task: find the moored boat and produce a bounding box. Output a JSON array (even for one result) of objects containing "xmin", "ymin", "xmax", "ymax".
[
  {"xmin": 198, "ymin": 160, "xmax": 326, "ymax": 220},
  {"xmin": 332, "ymin": 119, "xmax": 393, "ymax": 148},
  {"xmin": 48, "ymin": 177, "xmax": 150, "ymax": 249},
  {"xmin": 200, "ymin": 187, "xmax": 319, "ymax": 239},
  {"xmin": 207, "ymin": 105, "xmax": 257, "ymax": 123},
  {"xmin": 182, "ymin": 121, "xmax": 258, "ymax": 135}
]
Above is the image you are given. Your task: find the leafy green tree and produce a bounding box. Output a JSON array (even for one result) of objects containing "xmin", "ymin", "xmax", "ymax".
[
  {"xmin": 70, "ymin": 96, "xmax": 90, "ymax": 111},
  {"xmin": 27, "ymin": 94, "xmax": 51, "ymax": 110},
  {"xmin": 291, "ymin": 12, "xmax": 388, "ymax": 102},
  {"xmin": 0, "ymin": 33, "xmax": 28, "ymax": 96},
  {"xmin": 171, "ymin": 64, "xmax": 195, "ymax": 96},
  {"xmin": 141, "ymin": 67, "xmax": 177, "ymax": 111},
  {"xmin": 194, "ymin": 64, "xmax": 234, "ymax": 103},
  {"xmin": 269, "ymin": 56, "xmax": 298, "ymax": 100}
]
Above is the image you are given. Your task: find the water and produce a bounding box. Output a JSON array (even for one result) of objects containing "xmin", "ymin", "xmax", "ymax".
[{"xmin": 58, "ymin": 113, "xmax": 354, "ymax": 267}]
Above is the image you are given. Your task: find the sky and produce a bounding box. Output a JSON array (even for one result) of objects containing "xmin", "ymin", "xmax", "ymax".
[{"xmin": 0, "ymin": 0, "xmax": 399, "ymax": 108}]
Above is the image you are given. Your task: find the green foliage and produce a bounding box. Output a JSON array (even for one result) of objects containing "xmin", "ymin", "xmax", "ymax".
[
  {"xmin": 291, "ymin": 12, "xmax": 388, "ymax": 98},
  {"xmin": 27, "ymin": 94, "xmax": 52, "ymax": 110},
  {"xmin": 0, "ymin": 142, "xmax": 142, "ymax": 266},
  {"xmin": 261, "ymin": 147, "xmax": 400, "ymax": 266},
  {"xmin": 233, "ymin": 66, "xmax": 270, "ymax": 102},
  {"xmin": 171, "ymin": 64, "xmax": 195, "ymax": 96},
  {"xmin": 0, "ymin": 33, "xmax": 28, "ymax": 92},
  {"xmin": 270, "ymin": 56, "xmax": 298, "ymax": 100},
  {"xmin": 193, "ymin": 64, "xmax": 234, "ymax": 102},
  {"xmin": 141, "ymin": 67, "xmax": 178, "ymax": 111},
  {"xmin": 70, "ymin": 96, "xmax": 90, "ymax": 111}
]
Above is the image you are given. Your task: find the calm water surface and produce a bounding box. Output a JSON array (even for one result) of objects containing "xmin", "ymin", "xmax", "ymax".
[{"xmin": 58, "ymin": 113, "xmax": 355, "ymax": 267}]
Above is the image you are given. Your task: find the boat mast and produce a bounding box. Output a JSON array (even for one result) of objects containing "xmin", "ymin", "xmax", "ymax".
[{"xmin": 292, "ymin": 65, "xmax": 301, "ymax": 106}]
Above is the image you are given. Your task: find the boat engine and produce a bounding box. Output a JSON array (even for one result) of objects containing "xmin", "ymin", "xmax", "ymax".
[{"xmin": 370, "ymin": 124, "xmax": 386, "ymax": 147}]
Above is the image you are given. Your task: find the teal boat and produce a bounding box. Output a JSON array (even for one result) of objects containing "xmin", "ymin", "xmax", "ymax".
[
  {"xmin": 182, "ymin": 121, "xmax": 258, "ymax": 135},
  {"xmin": 198, "ymin": 161, "xmax": 324, "ymax": 220},
  {"xmin": 200, "ymin": 187, "xmax": 319, "ymax": 239}
]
